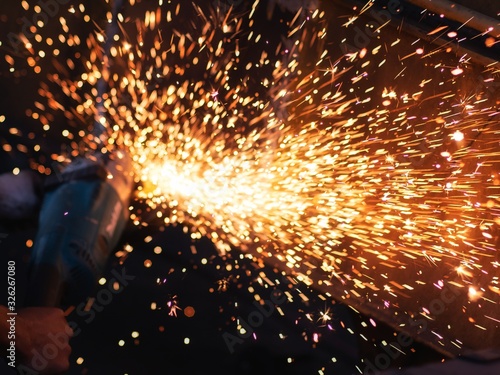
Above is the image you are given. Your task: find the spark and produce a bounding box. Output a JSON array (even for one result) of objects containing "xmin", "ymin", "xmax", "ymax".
[
  {"xmin": 167, "ymin": 295, "xmax": 181, "ymax": 317},
  {"xmin": 468, "ymin": 286, "xmax": 483, "ymax": 302},
  {"xmin": 7, "ymin": 0, "xmax": 500, "ymax": 359},
  {"xmin": 217, "ymin": 277, "xmax": 230, "ymax": 292},
  {"xmin": 317, "ymin": 306, "xmax": 333, "ymax": 326}
]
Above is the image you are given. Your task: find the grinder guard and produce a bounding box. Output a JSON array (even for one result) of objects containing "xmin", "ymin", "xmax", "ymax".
[{"xmin": 26, "ymin": 151, "xmax": 134, "ymax": 307}]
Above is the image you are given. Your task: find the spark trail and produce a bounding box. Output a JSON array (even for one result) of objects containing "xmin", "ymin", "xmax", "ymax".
[{"xmin": 3, "ymin": 0, "xmax": 499, "ymax": 356}]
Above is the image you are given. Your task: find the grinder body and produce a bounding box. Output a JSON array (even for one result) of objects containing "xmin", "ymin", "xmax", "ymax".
[{"xmin": 26, "ymin": 152, "xmax": 134, "ymax": 307}]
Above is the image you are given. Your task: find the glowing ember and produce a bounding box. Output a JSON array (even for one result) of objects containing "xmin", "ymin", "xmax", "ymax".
[{"xmin": 451, "ymin": 130, "xmax": 464, "ymax": 142}]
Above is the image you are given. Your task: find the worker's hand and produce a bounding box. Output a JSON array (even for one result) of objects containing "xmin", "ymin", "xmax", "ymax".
[{"xmin": 16, "ymin": 307, "xmax": 73, "ymax": 374}]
